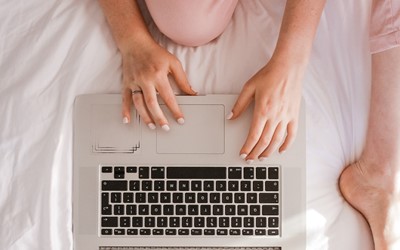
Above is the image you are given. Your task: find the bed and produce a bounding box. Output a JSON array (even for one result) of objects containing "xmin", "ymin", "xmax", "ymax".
[{"xmin": 0, "ymin": 0, "xmax": 373, "ymax": 249}]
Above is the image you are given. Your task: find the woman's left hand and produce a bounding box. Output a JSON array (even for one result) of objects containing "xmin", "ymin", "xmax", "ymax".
[{"xmin": 228, "ymin": 57, "xmax": 304, "ymax": 162}]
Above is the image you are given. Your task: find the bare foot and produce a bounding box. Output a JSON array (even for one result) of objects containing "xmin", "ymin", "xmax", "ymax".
[{"xmin": 339, "ymin": 159, "xmax": 400, "ymax": 250}]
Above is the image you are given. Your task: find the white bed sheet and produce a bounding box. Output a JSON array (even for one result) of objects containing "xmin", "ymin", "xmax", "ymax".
[{"xmin": 0, "ymin": 0, "xmax": 373, "ymax": 249}]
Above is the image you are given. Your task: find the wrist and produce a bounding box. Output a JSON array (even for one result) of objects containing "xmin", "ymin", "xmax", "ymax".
[{"xmin": 118, "ymin": 32, "xmax": 157, "ymax": 54}]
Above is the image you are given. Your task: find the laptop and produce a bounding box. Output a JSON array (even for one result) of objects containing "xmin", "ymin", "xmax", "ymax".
[{"xmin": 73, "ymin": 94, "xmax": 306, "ymax": 250}]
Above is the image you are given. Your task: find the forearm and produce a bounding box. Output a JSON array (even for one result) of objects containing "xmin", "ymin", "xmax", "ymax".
[
  {"xmin": 99, "ymin": 0, "xmax": 155, "ymax": 52},
  {"xmin": 273, "ymin": 0, "xmax": 326, "ymax": 67}
]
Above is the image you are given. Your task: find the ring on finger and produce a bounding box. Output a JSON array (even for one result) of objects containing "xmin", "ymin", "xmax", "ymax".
[{"xmin": 132, "ymin": 89, "xmax": 143, "ymax": 95}]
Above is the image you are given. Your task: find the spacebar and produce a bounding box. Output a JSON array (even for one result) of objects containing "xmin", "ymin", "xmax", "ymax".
[{"xmin": 167, "ymin": 167, "xmax": 226, "ymax": 179}]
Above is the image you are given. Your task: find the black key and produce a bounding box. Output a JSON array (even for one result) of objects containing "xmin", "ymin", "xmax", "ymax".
[
  {"xmin": 268, "ymin": 217, "xmax": 279, "ymax": 228},
  {"xmin": 256, "ymin": 217, "xmax": 266, "ymax": 227},
  {"xmin": 225, "ymin": 205, "xmax": 236, "ymax": 215},
  {"xmin": 101, "ymin": 217, "xmax": 118, "ymax": 227},
  {"xmin": 102, "ymin": 205, "xmax": 112, "ymax": 215},
  {"xmin": 166, "ymin": 229, "xmax": 177, "ymax": 235},
  {"xmin": 173, "ymin": 193, "xmax": 183, "ymax": 203},
  {"xmin": 167, "ymin": 167, "xmax": 226, "ymax": 179},
  {"xmin": 142, "ymin": 181, "xmax": 152, "ymax": 191},
  {"xmin": 139, "ymin": 167, "xmax": 149, "ymax": 179},
  {"xmin": 256, "ymin": 167, "xmax": 267, "ymax": 179},
  {"xmin": 182, "ymin": 217, "xmax": 192, "ymax": 227},
  {"xmin": 240, "ymin": 181, "xmax": 251, "ymax": 191},
  {"xmin": 114, "ymin": 166, "xmax": 125, "ymax": 179},
  {"xmin": 151, "ymin": 205, "xmax": 162, "ymax": 215},
  {"xmin": 210, "ymin": 193, "xmax": 220, "ymax": 203},
  {"xmin": 216, "ymin": 181, "xmax": 226, "ymax": 191},
  {"xmin": 166, "ymin": 181, "xmax": 177, "ymax": 191},
  {"xmin": 268, "ymin": 229, "xmax": 279, "ymax": 235},
  {"xmin": 169, "ymin": 217, "xmax": 180, "ymax": 227},
  {"xmin": 228, "ymin": 167, "xmax": 242, "ymax": 179},
  {"xmin": 126, "ymin": 205, "xmax": 136, "ymax": 215},
  {"xmin": 259, "ymin": 193, "xmax": 279, "ymax": 203},
  {"xmin": 157, "ymin": 217, "xmax": 168, "ymax": 227},
  {"xmin": 253, "ymin": 181, "xmax": 263, "ymax": 191},
  {"xmin": 153, "ymin": 229, "xmax": 163, "ymax": 235},
  {"xmin": 191, "ymin": 181, "xmax": 202, "ymax": 191},
  {"xmin": 132, "ymin": 217, "xmax": 143, "ymax": 227},
  {"xmin": 114, "ymin": 229, "xmax": 125, "ymax": 235},
  {"xmin": 242, "ymin": 229, "xmax": 253, "ymax": 235},
  {"xmin": 185, "ymin": 193, "xmax": 196, "ymax": 203},
  {"xmin": 228, "ymin": 181, "xmax": 239, "ymax": 191},
  {"xmin": 268, "ymin": 167, "xmax": 279, "ymax": 179},
  {"xmin": 222, "ymin": 193, "xmax": 233, "ymax": 203},
  {"xmin": 102, "ymin": 166, "xmax": 112, "ymax": 173},
  {"xmin": 101, "ymin": 193, "xmax": 111, "ymax": 215},
  {"xmin": 140, "ymin": 229, "xmax": 151, "ymax": 235},
  {"xmin": 247, "ymin": 193, "xmax": 257, "ymax": 203},
  {"xmin": 204, "ymin": 229, "xmax": 215, "ymax": 235},
  {"xmin": 101, "ymin": 192, "xmax": 109, "ymax": 206},
  {"xmin": 191, "ymin": 229, "xmax": 202, "ymax": 235},
  {"xmin": 138, "ymin": 205, "xmax": 149, "ymax": 215},
  {"xmin": 200, "ymin": 205, "xmax": 211, "ymax": 215},
  {"xmin": 206, "ymin": 217, "xmax": 217, "ymax": 227},
  {"xmin": 176, "ymin": 205, "xmax": 186, "ymax": 215},
  {"xmin": 127, "ymin": 229, "xmax": 138, "ymax": 235},
  {"xmin": 262, "ymin": 205, "xmax": 279, "ymax": 215},
  {"xmin": 194, "ymin": 217, "xmax": 205, "ymax": 227},
  {"xmin": 151, "ymin": 166, "xmax": 165, "ymax": 179},
  {"xmin": 244, "ymin": 167, "xmax": 254, "ymax": 179},
  {"xmin": 114, "ymin": 205, "xmax": 124, "ymax": 215},
  {"xmin": 160, "ymin": 192, "xmax": 171, "ymax": 203},
  {"xmin": 163, "ymin": 205, "xmax": 174, "ymax": 215},
  {"xmin": 188, "ymin": 205, "xmax": 199, "ymax": 215},
  {"xmin": 148, "ymin": 192, "xmax": 158, "ymax": 203},
  {"xmin": 145, "ymin": 217, "xmax": 155, "ymax": 227},
  {"xmin": 102, "ymin": 181, "xmax": 127, "ymax": 191},
  {"xmin": 204, "ymin": 181, "xmax": 214, "ymax": 191},
  {"xmin": 135, "ymin": 192, "xmax": 146, "ymax": 203},
  {"xmin": 126, "ymin": 166, "xmax": 137, "ymax": 173},
  {"xmin": 178, "ymin": 229, "xmax": 189, "ymax": 235},
  {"xmin": 255, "ymin": 229, "xmax": 266, "ymax": 235},
  {"xmin": 197, "ymin": 193, "xmax": 208, "ymax": 203},
  {"xmin": 234, "ymin": 193, "xmax": 245, "ymax": 203},
  {"xmin": 123, "ymin": 193, "xmax": 134, "ymax": 203},
  {"xmin": 217, "ymin": 229, "xmax": 228, "ymax": 235},
  {"xmin": 219, "ymin": 217, "xmax": 229, "ymax": 227},
  {"xmin": 129, "ymin": 180, "xmax": 140, "ymax": 191},
  {"xmin": 101, "ymin": 229, "xmax": 112, "ymax": 235},
  {"xmin": 231, "ymin": 217, "xmax": 242, "ymax": 227},
  {"xmin": 237, "ymin": 205, "xmax": 248, "ymax": 215},
  {"xmin": 244, "ymin": 217, "xmax": 254, "ymax": 227},
  {"xmin": 213, "ymin": 205, "xmax": 223, "ymax": 215},
  {"xmin": 179, "ymin": 181, "xmax": 190, "ymax": 191},
  {"xmin": 229, "ymin": 229, "xmax": 240, "ymax": 235},
  {"xmin": 265, "ymin": 181, "xmax": 279, "ymax": 191},
  {"xmin": 154, "ymin": 181, "xmax": 165, "ymax": 191},
  {"xmin": 250, "ymin": 205, "xmax": 261, "ymax": 215},
  {"xmin": 120, "ymin": 217, "xmax": 130, "ymax": 227},
  {"xmin": 110, "ymin": 192, "xmax": 121, "ymax": 203}
]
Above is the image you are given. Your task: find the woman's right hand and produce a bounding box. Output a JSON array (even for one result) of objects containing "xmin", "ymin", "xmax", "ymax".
[{"xmin": 121, "ymin": 37, "xmax": 196, "ymax": 130}]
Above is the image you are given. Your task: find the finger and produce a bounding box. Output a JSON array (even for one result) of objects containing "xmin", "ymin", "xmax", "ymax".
[
  {"xmin": 122, "ymin": 88, "xmax": 132, "ymax": 124},
  {"xmin": 279, "ymin": 121, "xmax": 298, "ymax": 153},
  {"xmin": 156, "ymin": 78, "xmax": 185, "ymax": 124},
  {"xmin": 245, "ymin": 120, "xmax": 276, "ymax": 161},
  {"xmin": 229, "ymin": 83, "xmax": 254, "ymax": 120},
  {"xmin": 239, "ymin": 101, "xmax": 269, "ymax": 159},
  {"xmin": 259, "ymin": 122, "xmax": 286, "ymax": 159},
  {"xmin": 141, "ymin": 84, "xmax": 170, "ymax": 131},
  {"xmin": 131, "ymin": 90, "xmax": 156, "ymax": 130},
  {"xmin": 170, "ymin": 59, "xmax": 197, "ymax": 95}
]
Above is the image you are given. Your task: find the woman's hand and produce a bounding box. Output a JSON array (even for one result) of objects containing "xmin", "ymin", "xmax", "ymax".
[
  {"xmin": 228, "ymin": 57, "xmax": 304, "ymax": 162},
  {"xmin": 121, "ymin": 37, "xmax": 196, "ymax": 130}
]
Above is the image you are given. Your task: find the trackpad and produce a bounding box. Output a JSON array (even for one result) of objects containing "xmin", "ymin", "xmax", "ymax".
[{"xmin": 156, "ymin": 104, "xmax": 225, "ymax": 154}]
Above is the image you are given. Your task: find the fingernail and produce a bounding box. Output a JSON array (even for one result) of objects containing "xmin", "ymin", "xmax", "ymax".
[
  {"xmin": 246, "ymin": 159, "xmax": 254, "ymax": 164},
  {"xmin": 259, "ymin": 157, "xmax": 267, "ymax": 162},
  {"xmin": 161, "ymin": 124, "xmax": 170, "ymax": 131},
  {"xmin": 177, "ymin": 118, "xmax": 185, "ymax": 125},
  {"xmin": 148, "ymin": 123, "xmax": 156, "ymax": 130},
  {"xmin": 122, "ymin": 117, "xmax": 129, "ymax": 124},
  {"xmin": 280, "ymin": 150, "xmax": 286, "ymax": 154},
  {"xmin": 240, "ymin": 153, "xmax": 247, "ymax": 159},
  {"xmin": 226, "ymin": 112, "xmax": 233, "ymax": 120}
]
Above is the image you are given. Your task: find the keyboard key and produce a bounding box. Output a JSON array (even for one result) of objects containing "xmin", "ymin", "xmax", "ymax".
[
  {"xmin": 123, "ymin": 192, "xmax": 134, "ymax": 203},
  {"xmin": 101, "ymin": 166, "xmax": 112, "ymax": 173},
  {"xmin": 219, "ymin": 217, "xmax": 229, "ymax": 227},
  {"xmin": 140, "ymin": 229, "xmax": 151, "ymax": 235},
  {"xmin": 203, "ymin": 181, "xmax": 214, "ymax": 191},
  {"xmin": 191, "ymin": 229, "xmax": 202, "ymax": 235},
  {"xmin": 206, "ymin": 217, "xmax": 217, "ymax": 227},
  {"xmin": 126, "ymin": 204, "xmax": 136, "ymax": 215},
  {"xmin": 154, "ymin": 181, "xmax": 165, "ymax": 191},
  {"xmin": 102, "ymin": 205, "xmax": 112, "ymax": 215},
  {"xmin": 167, "ymin": 167, "xmax": 226, "ymax": 179},
  {"xmin": 237, "ymin": 205, "xmax": 248, "ymax": 215},
  {"xmin": 153, "ymin": 229, "xmax": 163, "ymax": 235},
  {"xmin": 253, "ymin": 181, "xmax": 263, "ymax": 191},
  {"xmin": 204, "ymin": 229, "xmax": 215, "ymax": 235},
  {"xmin": 234, "ymin": 193, "xmax": 245, "ymax": 203},
  {"xmin": 210, "ymin": 193, "xmax": 220, "ymax": 203},
  {"xmin": 228, "ymin": 167, "xmax": 242, "ymax": 179},
  {"xmin": 250, "ymin": 205, "xmax": 261, "ymax": 215},
  {"xmin": 225, "ymin": 205, "xmax": 236, "ymax": 215},
  {"xmin": 120, "ymin": 217, "xmax": 130, "ymax": 227},
  {"xmin": 244, "ymin": 217, "xmax": 254, "ymax": 227},
  {"xmin": 145, "ymin": 217, "xmax": 155, "ymax": 227},
  {"xmin": 268, "ymin": 167, "xmax": 279, "ymax": 179},
  {"xmin": 240, "ymin": 181, "xmax": 251, "ymax": 191},
  {"xmin": 194, "ymin": 217, "xmax": 205, "ymax": 227},
  {"xmin": 229, "ymin": 229, "xmax": 240, "ymax": 235},
  {"xmin": 148, "ymin": 193, "xmax": 158, "ymax": 203},
  {"xmin": 151, "ymin": 205, "xmax": 162, "ymax": 215},
  {"xmin": 127, "ymin": 229, "xmax": 138, "ymax": 235},
  {"xmin": 163, "ymin": 205, "xmax": 174, "ymax": 215},
  {"xmin": 126, "ymin": 166, "xmax": 137, "ymax": 173},
  {"xmin": 157, "ymin": 217, "xmax": 168, "ymax": 227},
  {"xmin": 176, "ymin": 205, "xmax": 186, "ymax": 215},
  {"xmin": 259, "ymin": 193, "xmax": 279, "ymax": 203},
  {"xmin": 185, "ymin": 193, "xmax": 195, "ymax": 203},
  {"xmin": 169, "ymin": 217, "xmax": 180, "ymax": 227},
  {"xmin": 160, "ymin": 193, "xmax": 171, "ymax": 203},
  {"xmin": 139, "ymin": 167, "xmax": 149, "ymax": 179},
  {"xmin": 188, "ymin": 205, "xmax": 199, "ymax": 215},
  {"xmin": 138, "ymin": 205, "xmax": 149, "ymax": 215},
  {"xmin": 114, "ymin": 166, "xmax": 125, "ymax": 179},
  {"xmin": 247, "ymin": 193, "xmax": 257, "ymax": 203},
  {"xmin": 255, "ymin": 229, "xmax": 266, "ymax": 235},
  {"xmin": 191, "ymin": 181, "xmax": 202, "ymax": 191},
  {"xmin": 135, "ymin": 192, "xmax": 146, "ymax": 203},
  {"xmin": 217, "ymin": 229, "xmax": 228, "ymax": 235},
  {"xmin": 256, "ymin": 167, "xmax": 267, "ymax": 179},
  {"xmin": 213, "ymin": 205, "xmax": 223, "ymax": 215},
  {"xmin": 265, "ymin": 181, "xmax": 279, "ymax": 191},
  {"xmin": 101, "ymin": 229, "xmax": 112, "ymax": 235},
  {"xmin": 142, "ymin": 181, "xmax": 152, "ymax": 191},
  {"xmin": 129, "ymin": 180, "xmax": 140, "ymax": 191},
  {"xmin": 101, "ymin": 217, "xmax": 118, "ymax": 227},
  {"xmin": 114, "ymin": 229, "xmax": 125, "ymax": 235},
  {"xmin": 166, "ymin": 229, "xmax": 177, "ymax": 235},
  {"xmin": 132, "ymin": 217, "xmax": 143, "ymax": 227},
  {"xmin": 197, "ymin": 193, "xmax": 208, "ymax": 203},
  {"xmin": 228, "ymin": 181, "xmax": 239, "ymax": 191},
  {"xmin": 182, "ymin": 217, "xmax": 192, "ymax": 227},
  {"xmin": 114, "ymin": 204, "xmax": 124, "ymax": 215},
  {"xmin": 268, "ymin": 217, "xmax": 279, "ymax": 228},
  {"xmin": 102, "ymin": 181, "xmax": 127, "ymax": 191},
  {"xmin": 172, "ymin": 193, "xmax": 183, "ymax": 203},
  {"xmin": 200, "ymin": 205, "xmax": 211, "ymax": 215},
  {"xmin": 256, "ymin": 217, "xmax": 266, "ymax": 227},
  {"xmin": 242, "ymin": 229, "xmax": 253, "ymax": 235},
  {"xmin": 268, "ymin": 229, "xmax": 279, "ymax": 235},
  {"xmin": 166, "ymin": 181, "xmax": 177, "ymax": 191},
  {"xmin": 244, "ymin": 167, "xmax": 254, "ymax": 179},
  {"xmin": 231, "ymin": 217, "xmax": 242, "ymax": 227},
  {"xmin": 151, "ymin": 166, "xmax": 165, "ymax": 179},
  {"xmin": 262, "ymin": 205, "xmax": 279, "ymax": 215},
  {"xmin": 179, "ymin": 181, "xmax": 190, "ymax": 191},
  {"xmin": 216, "ymin": 181, "xmax": 226, "ymax": 191},
  {"xmin": 110, "ymin": 192, "xmax": 121, "ymax": 203},
  {"xmin": 178, "ymin": 229, "xmax": 189, "ymax": 235},
  {"xmin": 222, "ymin": 193, "xmax": 233, "ymax": 203}
]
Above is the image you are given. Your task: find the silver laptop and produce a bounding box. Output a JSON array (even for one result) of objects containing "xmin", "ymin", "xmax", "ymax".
[{"xmin": 73, "ymin": 94, "xmax": 306, "ymax": 250}]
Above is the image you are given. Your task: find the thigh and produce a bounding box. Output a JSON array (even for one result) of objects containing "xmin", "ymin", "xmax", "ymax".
[{"xmin": 145, "ymin": 0, "xmax": 238, "ymax": 46}]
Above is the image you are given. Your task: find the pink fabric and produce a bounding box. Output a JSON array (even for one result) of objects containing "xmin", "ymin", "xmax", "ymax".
[
  {"xmin": 145, "ymin": 0, "xmax": 238, "ymax": 47},
  {"xmin": 370, "ymin": 0, "xmax": 400, "ymax": 53}
]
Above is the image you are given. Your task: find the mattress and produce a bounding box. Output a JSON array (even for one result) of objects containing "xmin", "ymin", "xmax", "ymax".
[{"xmin": 0, "ymin": 0, "xmax": 373, "ymax": 249}]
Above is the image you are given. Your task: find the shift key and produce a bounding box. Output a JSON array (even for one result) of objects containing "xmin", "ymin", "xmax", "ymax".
[{"xmin": 259, "ymin": 193, "xmax": 279, "ymax": 203}]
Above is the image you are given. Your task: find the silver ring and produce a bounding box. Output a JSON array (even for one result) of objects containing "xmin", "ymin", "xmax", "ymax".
[{"xmin": 131, "ymin": 90, "xmax": 143, "ymax": 95}]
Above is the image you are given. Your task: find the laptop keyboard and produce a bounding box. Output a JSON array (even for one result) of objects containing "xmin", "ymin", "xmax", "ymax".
[{"xmin": 100, "ymin": 166, "xmax": 280, "ymax": 237}]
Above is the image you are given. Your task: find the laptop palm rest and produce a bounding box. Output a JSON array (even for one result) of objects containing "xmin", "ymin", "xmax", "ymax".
[{"xmin": 157, "ymin": 104, "xmax": 225, "ymax": 154}]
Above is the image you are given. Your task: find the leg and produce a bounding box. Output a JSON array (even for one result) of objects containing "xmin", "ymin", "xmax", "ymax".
[
  {"xmin": 145, "ymin": 0, "xmax": 238, "ymax": 47},
  {"xmin": 339, "ymin": 46, "xmax": 400, "ymax": 250}
]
